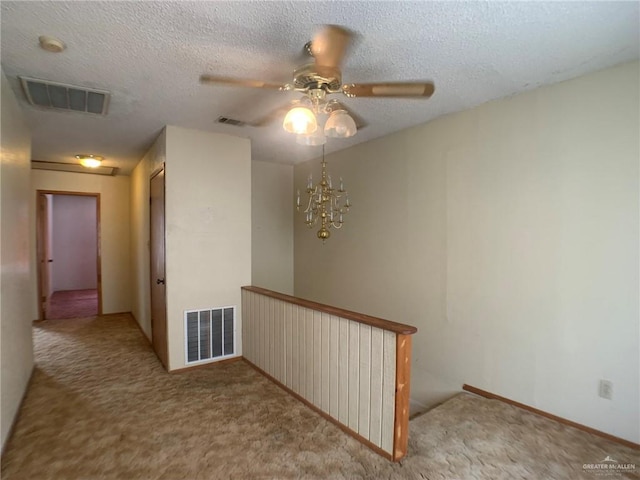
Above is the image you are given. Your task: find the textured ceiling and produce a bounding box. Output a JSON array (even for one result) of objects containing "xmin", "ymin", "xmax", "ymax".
[{"xmin": 1, "ymin": 1, "xmax": 638, "ymax": 175}]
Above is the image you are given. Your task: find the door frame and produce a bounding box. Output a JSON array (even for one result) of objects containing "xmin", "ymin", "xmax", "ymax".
[{"xmin": 36, "ymin": 190, "xmax": 102, "ymax": 320}]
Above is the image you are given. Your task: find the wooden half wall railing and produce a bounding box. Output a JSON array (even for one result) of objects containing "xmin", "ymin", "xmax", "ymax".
[{"xmin": 241, "ymin": 286, "xmax": 418, "ymax": 462}]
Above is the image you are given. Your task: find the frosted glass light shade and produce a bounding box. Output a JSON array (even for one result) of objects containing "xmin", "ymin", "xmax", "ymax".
[
  {"xmin": 283, "ymin": 107, "xmax": 317, "ymax": 134},
  {"xmin": 76, "ymin": 154, "xmax": 103, "ymax": 168},
  {"xmin": 324, "ymin": 110, "xmax": 357, "ymax": 138},
  {"xmin": 80, "ymin": 158, "xmax": 102, "ymax": 168}
]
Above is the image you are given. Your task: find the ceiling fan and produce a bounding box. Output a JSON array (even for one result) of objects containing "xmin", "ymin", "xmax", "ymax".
[{"xmin": 200, "ymin": 25, "xmax": 435, "ymax": 145}]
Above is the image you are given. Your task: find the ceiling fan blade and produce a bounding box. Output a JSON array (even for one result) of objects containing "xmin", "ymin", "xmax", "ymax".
[
  {"xmin": 200, "ymin": 74, "xmax": 285, "ymax": 90},
  {"xmin": 311, "ymin": 25, "xmax": 352, "ymax": 69},
  {"xmin": 343, "ymin": 82, "xmax": 435, "ymax": 98}
]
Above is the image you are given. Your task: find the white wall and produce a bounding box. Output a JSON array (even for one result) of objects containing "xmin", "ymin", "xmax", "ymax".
[
  {"xmin": 164, "ymin": 126, "xmax": 251, "ymax": 370},
  {"xmin": 51, "ymin": 195, "xmax": 97, "ymax": 291},
  {"xmin": 0, "ymin": 69, "xmax": 34, "ymax": 449},
  {"xmin": 294, "ymin": 62, "xmax": 639, "ymax": 443},
  {"xmin": 251, "ymin": 161, "xmax": 294, "ymax": 295},
  {"xmin": 31, "ymin": 171, "xmax": 131, "ymax": 316}
]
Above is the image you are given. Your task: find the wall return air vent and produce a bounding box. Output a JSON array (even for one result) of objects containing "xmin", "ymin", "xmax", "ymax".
[
  {"xmin": 19, "ymin": 76, "xmax": 110, "ymax": 115},
  {"xmin": 185, "ymin": 306, "xmax": 236, "ymax": 364}
]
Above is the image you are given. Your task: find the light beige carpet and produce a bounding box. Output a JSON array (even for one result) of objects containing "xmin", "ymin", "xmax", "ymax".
[{"xmin": 2, "ymin": 314, "xmax": 638, "ymax": 479}]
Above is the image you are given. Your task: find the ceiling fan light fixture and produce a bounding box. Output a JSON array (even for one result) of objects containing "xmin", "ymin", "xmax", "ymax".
[
  {"xmin": 75, "ymin": 154, "xmax": 104, "ymax": 168},
  {"xmin": 324, "ymin": 110, "xmax": 357, "ymax": 138},
  {"xmin": 283, "ymin": 106, "xmax": 317, "ymax": 135}
]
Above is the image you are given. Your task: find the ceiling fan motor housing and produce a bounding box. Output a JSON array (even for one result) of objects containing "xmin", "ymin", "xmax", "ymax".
[{"xmin": 293, "ymin": 64, "xmax": 342, "ymax": 93}]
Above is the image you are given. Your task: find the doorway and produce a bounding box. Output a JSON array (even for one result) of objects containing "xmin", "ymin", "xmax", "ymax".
[{"xmin": 36, "ymin": 190, "xmax": 102, "ymax": 320}]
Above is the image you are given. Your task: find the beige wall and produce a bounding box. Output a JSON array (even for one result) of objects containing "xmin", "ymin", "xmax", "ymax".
[
  {"xmin": 130, "ymin": 129, "xmax": 165, "ymax": 339},
  {"xmin": 164, "ymin": 126, "xmax": 251, "ymax": 370},
  {"xmin": 294, "ymin": 62, "xmax": 639, "ymax": 443},
  {"xmin": 31, "ymin": 170, "xmax": 131, "ymax": 316},
  {"xmin": 1, "ymin": 70, "xmax": 34, "ymax": 449},
  {"xmin": 251, "ymin": 161, "xmax": 294, "ymax": 295}
]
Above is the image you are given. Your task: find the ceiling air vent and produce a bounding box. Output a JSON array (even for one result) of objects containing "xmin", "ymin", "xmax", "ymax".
[
  {"xmin": 217, "ymin": 116, "xmax": 245, "ymax": 127},
  {"xmin": 19, "ymin": 76, "xmax": 110, "ymax": 115}
]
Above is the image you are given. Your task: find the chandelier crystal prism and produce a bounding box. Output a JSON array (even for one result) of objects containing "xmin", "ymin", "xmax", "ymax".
[{"xmin": 296, "ymin": 145, "xmax": 350, "ymax": 242}]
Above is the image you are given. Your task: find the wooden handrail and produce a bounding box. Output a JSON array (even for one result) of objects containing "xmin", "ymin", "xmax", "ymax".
[{"xmin": 241, "ymin": 286, "xmax": 417, "ymax": 335}]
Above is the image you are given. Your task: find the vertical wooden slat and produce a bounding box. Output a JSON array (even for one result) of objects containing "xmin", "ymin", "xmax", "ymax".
[
  {"xmin": 269, "ymin": 298, "xmax": 274, "ymax": 377},
  {"xmin": 369, "ymin": 327, "xmax": 384, "ymax": 447},
  {"xmin": 298, "ymin": 306, "xmax": 305, "ymax": 396},
  {"xmin": 292, "ymin": 305, "xmax": 300, "ymax": 394},
  {"xmin": 298, "ymin": 307, "xmax": 307, "ymax": 397},
  {"xmin": 264, "ymin": 296, "xmax": 269, "ymax": 371},
  {"xmin": 257, "ymin": 295, "xmax": 262, "ymax": 369},
  {"xmin": 393, "ymin": 334, "xmax": 412, "ymax": 461},
  {"xmin": 285, "ymin": 303, "xmax": 292, "ymax": 388},
  {"xmin": 313, "ymin": 311, "xmax": 322, "ymax": 407},
  {"xmin": 248, "ymin": 291, "xmax": 253, "ymax": 362},
  {"xmin": 298, "ymin": 307, "xmax": 305, "ymax": 396},
  {"xmin": 329, "ymin": 315, "xmax": 339, "ymax": 418},
  {"xmin": 247, "ymin": 292, "xmax": 253, "ymax": 362},
  {"xmin": 337, "ymin": 317, "xmax": 349, "ymax": 424},
  {"xmin": 251, "ymin": 292, "xmax": 260, "ymax": 365},
  {"xmin": 321, "ymin": 313, "xmax": 330, "ymax": 412},
  {"xmin": 275, "ymin": 299, "xmax": 282, "ymax": 381},
  {"xmin": 262, "ymin": 295, "xmax": 268, "ymax": 371},
  {"xmin": 270, "ymin": 298, "xmax": 275, "ymax": 375},
  {"xmin": 358, "ymin": 324, "xmax": 371, "ymax": 438},
  {"xmin": 348, "ymin": 322, "xmax": 360, "ymax": 431},
  {"xmin": 273, "ymin": 299, "xmax": 279, "ymax": 380},
  {"xmin": 278, "ymin": 301, "xmax": 284, "ymax": 382},
  {"xmin": 281, "ymin": 302, "xmax": 287, "ymax": 385},
  {"xmin": 241, "ymin": 291, "xmax": 247, "ymax": 360},
  {"xmin": 381, "ymin": 330, "xmax": 396, "ymax": 454},
  {"xmin": 247, "ymin": 291, "xmax": 253, "ymax": 362},
  {"xmin": 253, "ymin": 293, "xmax": 258, "ymax": 367},
  {"xmin": 305, "ymin": 309, "xmax": 314, "ymax": 400}
]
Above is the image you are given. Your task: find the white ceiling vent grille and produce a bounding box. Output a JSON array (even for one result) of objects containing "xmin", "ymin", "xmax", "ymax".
[
  {"xmin": 185, "ymin": 306, "xmax": 236, "ymax": 364},
  {"xmin": 19, "ymin": 76, "xmax": 110, "ymax": 115}
]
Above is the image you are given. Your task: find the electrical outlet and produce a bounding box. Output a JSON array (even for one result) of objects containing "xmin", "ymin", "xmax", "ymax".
[{"xmin": 599, "ymin": 380, "xmax": 613, "ymax": 400}]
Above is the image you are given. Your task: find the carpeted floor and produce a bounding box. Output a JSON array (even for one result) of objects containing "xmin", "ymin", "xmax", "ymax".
[
  {"xmin": 47, "ymin": 289, "xmax": 98, "ymax": 319},
  {"xmin": 2, "ymin": 314, "xmax": 638, "ymax": 479}
]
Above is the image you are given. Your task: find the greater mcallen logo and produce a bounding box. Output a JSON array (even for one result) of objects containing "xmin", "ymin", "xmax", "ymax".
[{"xmin": 583, "ymin": 456, "xmax": 636, "ymax": 476}]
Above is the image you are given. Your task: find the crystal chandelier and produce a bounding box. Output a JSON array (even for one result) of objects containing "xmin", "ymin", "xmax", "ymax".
[{"xmin": 296, "ymin": 145, "xmax": 350, "ymax": 241}]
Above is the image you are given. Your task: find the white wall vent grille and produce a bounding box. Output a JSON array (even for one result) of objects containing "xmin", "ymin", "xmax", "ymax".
[
  {"xmin": 185, "ymin": 306, "xmax": 236, "ymax": 364},
  {"xmin": 19, "ymin": 76, "xmax": 110, "ymax": 115}
]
